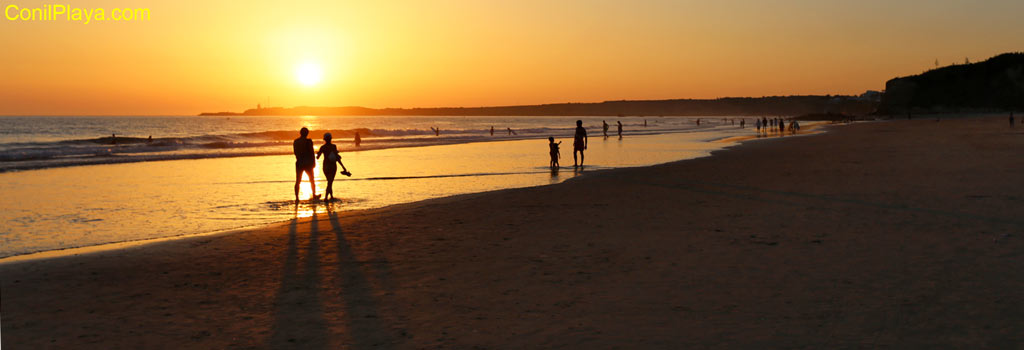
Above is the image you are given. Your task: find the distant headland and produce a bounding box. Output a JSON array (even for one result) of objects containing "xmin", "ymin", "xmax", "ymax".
[{"xmin": 200, "ymin": 95, "xmax": 880, "ymax": 117}]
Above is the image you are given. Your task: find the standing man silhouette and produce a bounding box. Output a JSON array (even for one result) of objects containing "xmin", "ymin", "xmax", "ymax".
[
  {"xmin": 573, "ymin": 120, "xmax": 588, "ymax": 167},
  {"xmin": 293, "ymin": 127, "xmax": 319, "ymax": 202}
]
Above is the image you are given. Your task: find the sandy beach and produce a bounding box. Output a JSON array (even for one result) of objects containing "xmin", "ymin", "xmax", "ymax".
[{"xmin": 2, "ymin": 115, "xmax": 1021, "ymax": 348}]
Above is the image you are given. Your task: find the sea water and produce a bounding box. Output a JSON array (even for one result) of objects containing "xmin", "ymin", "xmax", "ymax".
[{"xmin": 0, "ymin": 115, "xmax": 787, "ymax": 258}]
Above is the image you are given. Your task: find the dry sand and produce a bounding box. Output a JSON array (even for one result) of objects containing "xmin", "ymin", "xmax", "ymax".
[{"xmin": 2, "ymin": 115, "xmax": 1022, "ymax": 349}]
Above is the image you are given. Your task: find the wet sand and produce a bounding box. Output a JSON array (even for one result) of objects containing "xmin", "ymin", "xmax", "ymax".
[{"xmin": 2, "ymin": 115, "xmax": 1021, "ymax": 348}]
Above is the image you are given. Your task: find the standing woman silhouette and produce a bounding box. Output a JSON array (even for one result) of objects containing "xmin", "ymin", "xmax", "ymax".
[{"xmin": 316, "ymin": 133, "xmax": 349, "ymax": 201}]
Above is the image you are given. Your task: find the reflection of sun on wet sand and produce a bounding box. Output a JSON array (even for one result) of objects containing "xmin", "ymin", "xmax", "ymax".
[{"xmin": 2, "ymin": 115, "xmax": 1022, "ymax": 348}]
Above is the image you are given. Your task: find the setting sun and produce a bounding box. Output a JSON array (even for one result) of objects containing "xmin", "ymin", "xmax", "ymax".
[{"xmin": 295, "ymin": 62, "xmax": 323, "ymax": 87}]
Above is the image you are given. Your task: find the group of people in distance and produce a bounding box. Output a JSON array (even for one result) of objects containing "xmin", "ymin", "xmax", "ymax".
[
  {"xmin": 293, "ymin": 116, "xmax": 806, "ymax": 202},
  {"xmin": 754, "ymin": 117, "xmax": 800, "ymax": 134},
  {"xmin": 601, "ymin": 120, "xmax": 624, "ymax": 138}
]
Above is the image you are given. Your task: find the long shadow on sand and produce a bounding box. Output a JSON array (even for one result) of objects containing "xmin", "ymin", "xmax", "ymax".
[
  {"xmin": 326, "ymin": 206, "xmax": 397, "ymax": 349},
  {"xmin": 269, "ymin": 208, "xmax": 329, "ymax": 349},
  {"xmin": 269, "ymin": 203, "xmax": 397, "ymax": 348}
]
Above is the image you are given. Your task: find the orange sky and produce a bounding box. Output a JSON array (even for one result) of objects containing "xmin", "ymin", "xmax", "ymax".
[{"xmin": 1, "ymin": 0, "xmax": 1022, "ymax": 115}]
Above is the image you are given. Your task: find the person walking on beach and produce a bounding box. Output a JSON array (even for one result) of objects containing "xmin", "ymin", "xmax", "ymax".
[
  {"xmin": 602, "ymin": 120, "xmax": 609, "ymax": 137},
  {"xmin": 316, "ymin": 133, "xmax": 349, "ymax": 201},
  {"xmin": 293, "ymin": 127, "xmax": 319, "ymax": 202},
  {"xmin": 573, "ymin": 120, "xmax": 588, "ymax": 167},
  {"xmin": 548, "ymin": 137, "xmax": 561, "ymax": 168},
  {"xmin": 617, "ymin": 120, "xmax": 623, "ymax": 138}
]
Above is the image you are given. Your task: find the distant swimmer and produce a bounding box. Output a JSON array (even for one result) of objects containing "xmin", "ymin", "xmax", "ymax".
[
  {"xmin": 354, "ymin": 131, "xmax": 361, "ymax": 147},
  {"xmin": 573, "ymin": 120, "xmax": 588, "ymax": 167},
  {"xmin": 316, "ymin": 132, "xmax": 349, "ymax": 201},
  {"xmin": 602, "ymin": 120, "xmax": 609, "ymax": 137},
  {"xmin": 293, "ymin": 127, "xmax": 319, "ymax": 202},
  {"xmin": 548, "ymin": 137, "xmax": 561, "ymax": 168},
  {"xmin": 617, "ymin": 120, "xmax": 623, "ymax": 138}
]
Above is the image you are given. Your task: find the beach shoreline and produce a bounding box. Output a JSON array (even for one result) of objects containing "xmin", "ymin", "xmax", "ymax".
[
  {"xmin": 2, "ymin": 115, "xmax": 1020, "ymax": 348},
  {"xmin": 0, "ymin": 121, "xmax": 829, "ymax": 264}
]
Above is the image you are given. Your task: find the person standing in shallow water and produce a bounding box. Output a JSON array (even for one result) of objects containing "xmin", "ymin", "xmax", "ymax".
[
  {"xmin": 548, "ymin": 137, "xmax": 561, "ymax": 168},
  {"xmin": 617, "ymin": 120, "xmax": 623, "ymax": 138},
  {"xmin": 354, "ymin": 131, "xmax": 361, "ymax": 147},
  {"xmin": 317, "ymin": 133, "xmax": 349, "ymax": 201},
  {"xmin": 293, "ymin": 127, "xmax": 318, "ymax": 202},
  {"xmin": 573, "ymin": 120, "xmax": 588, "ymax": 167}
]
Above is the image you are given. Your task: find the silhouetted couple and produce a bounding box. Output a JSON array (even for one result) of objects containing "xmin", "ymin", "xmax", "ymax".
[{"xmin": 294, "ymin": 127, "xmax": 349, "ymax": 202}]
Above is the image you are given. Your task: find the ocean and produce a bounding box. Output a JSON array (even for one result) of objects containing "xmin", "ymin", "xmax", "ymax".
[{"xmin": 0, "ymin": 115, "xmax": 781, "ymax": 259}]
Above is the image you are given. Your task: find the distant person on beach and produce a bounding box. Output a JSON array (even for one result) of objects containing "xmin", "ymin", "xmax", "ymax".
[
  {"xmin": 617, "ymin": 121, "xmax": 623, "ymax": 138},
  {"xmin": 507, "ymin": 127, "xmax": 513, "ymax": 135},
  {"xmin": 112, "ymin": 133, "xmax": 117, "ymax": 145},
  {"xmin": 490, "ymin": 126, "xmax": 494, "ymax": 136},
  {"xmin": 354, "ymin": 131, "xmax": 361, "ymax": 147},
  {"xmin": 431, "ymin": 127, "xmax": 440, "ymax": 136},
  {"xmin": 316, "ymin": 133, "xmax": 349, "ymax": 201},
  {"xmin": 755, "ymin": 119, "xmax": 761, "ymax": 133},
  {"xmin": 293, "ymin": 127, "xmax": 319, "ymax": 202},
  {"xmin": 602, "ymin": 120, "xmax": 609, "ymax": 137},
  {"xmin": 762, "ymin": 117, "xmax": 768, "ymax": 132},
  {"xmin": 548, "ymin": 137, "xmax": 561, "ymax": 168},
  {"xmin": 573, "ymin": 120, "xmax": 588, "ymax": 167},
  {"xmin": 740, "ymin": 119, "xmax": 745, "ymax": 128},
  {"xmin": 644, "ymin": 119, "xmax": 647, "ymax": 127},
  {"xmin": 779, "ymin": 119, "xmax": 785, "ymax": 133},
  {"xmin": 147, "ymin": 135, "xmax": 152, "ymax": 143}
]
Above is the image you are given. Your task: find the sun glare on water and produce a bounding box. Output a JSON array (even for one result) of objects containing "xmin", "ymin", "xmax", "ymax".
[{"xmin": 295, "ymin": 62, "xmax": 323, "ymax": 86}]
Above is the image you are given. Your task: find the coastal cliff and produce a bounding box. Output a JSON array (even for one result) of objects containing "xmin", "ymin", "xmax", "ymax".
[{"xmin": 879, "ymin": 52, "xmax": 1024, "ymax": 114}]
